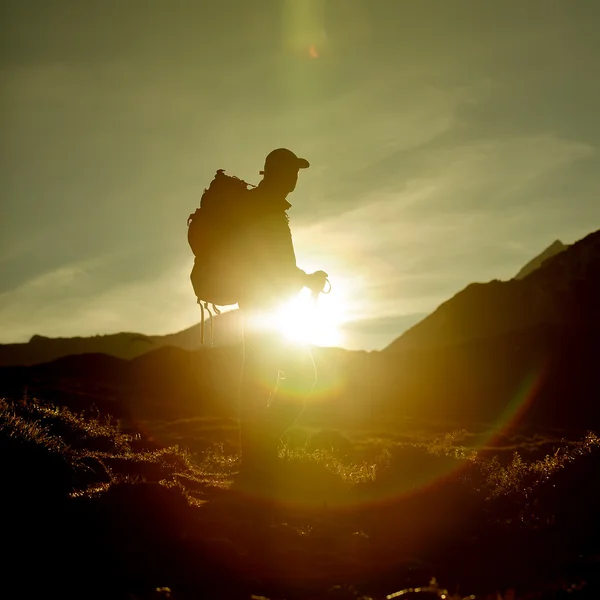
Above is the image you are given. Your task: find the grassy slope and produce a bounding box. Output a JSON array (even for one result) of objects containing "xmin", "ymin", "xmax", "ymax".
[{"xmin": 1, "ymin": 397, "xmax": 599, "ymax": 600}]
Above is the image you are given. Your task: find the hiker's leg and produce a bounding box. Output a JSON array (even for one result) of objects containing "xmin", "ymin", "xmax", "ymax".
[
  {"xmin": 239, "ymin": 329, "xmax": 282, "ymax": 469},
  {"xmin": 266, "ymin": 341, "xmax": 317, "ymax": 438}
]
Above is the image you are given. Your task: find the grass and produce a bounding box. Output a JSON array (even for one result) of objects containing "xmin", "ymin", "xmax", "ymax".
[{"xmin": 1, "ymin": 396, "xmax": 599, "ymax": 599}]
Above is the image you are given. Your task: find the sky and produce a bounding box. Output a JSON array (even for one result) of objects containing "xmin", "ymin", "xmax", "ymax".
[{"xmin": 1, "ymin": 0, "xmax": 599, "ymax": 350}]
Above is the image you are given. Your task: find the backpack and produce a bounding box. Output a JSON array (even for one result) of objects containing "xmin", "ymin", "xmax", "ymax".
[{"xmin": 187, "ymin": 169, "xmax": 254, "ymax": 343}]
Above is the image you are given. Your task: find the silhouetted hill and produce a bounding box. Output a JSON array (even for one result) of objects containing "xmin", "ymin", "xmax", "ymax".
[
  {"xmin": 514, "ymin": 239, "xmax": 568, "ymax": 280},
  {"xmin": 0, "ymin": 345, "xmax": 243, "ymax": 423},
  {"xmin": 0, "ymin": 309, "xmax": 419, "ymax": 366},
  {"xmin": 0, "ymin": 310, "xmax": 241, "ymax": 367},
  {"xmin": 375, "ymin": 321, "xmax": 600, "ymax": 431},
  {"xmin": 374, "ymin": 230, "xmax": 600, "ymax": 431},
  {"xmin": 387, "ymin": 230, "xmax": 600, "ymax": 352}
]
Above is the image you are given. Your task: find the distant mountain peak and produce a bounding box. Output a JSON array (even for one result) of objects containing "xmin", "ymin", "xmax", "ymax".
[
  {"xmin": 514, "ymin": 239, "xmax": 568, "ymax": 280},
  {"xmin": 29, "ymin": 334, "xmax": 50, "ymax": 342},
  {"xmin": 386, "ymin": 229, "xmax": 599, "ymax": 353}
]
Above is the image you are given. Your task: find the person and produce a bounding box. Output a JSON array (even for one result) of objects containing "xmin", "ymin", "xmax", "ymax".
[{"xmin": 236, "ymin": 148, "xmax": 328, "ymax": 479}]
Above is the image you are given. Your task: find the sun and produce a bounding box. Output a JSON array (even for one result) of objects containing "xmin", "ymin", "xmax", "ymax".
[
  {"xmin": 272, "ymin": 288, "xmax": 345, "ymax": 347},
  {"xmin": 244, "ymin": 276, "xmax": 351, "ymax": 347}
]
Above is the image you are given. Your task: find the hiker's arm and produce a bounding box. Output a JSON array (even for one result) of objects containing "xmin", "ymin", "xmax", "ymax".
[
  {"xmin": 266, "ymin": 217, "xmax": 309, "ymax": 290},
  {"xmin": 241, "ymin": 215, "xmax": 306, "ymax": 298},
  {"xmin": 291, "ymin": 247, "xmax": 327, "ymax": 293}
]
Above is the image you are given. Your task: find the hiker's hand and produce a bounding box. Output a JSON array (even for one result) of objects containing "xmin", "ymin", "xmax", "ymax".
[{"xmin": 306, "ymin": 270, "xmax": 329, "ymax": 294}]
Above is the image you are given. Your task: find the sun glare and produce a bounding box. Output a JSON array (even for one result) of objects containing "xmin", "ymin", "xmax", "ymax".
[{"xmin": 273, "ymin": 288, "xmax": 345, "ymax": 347}]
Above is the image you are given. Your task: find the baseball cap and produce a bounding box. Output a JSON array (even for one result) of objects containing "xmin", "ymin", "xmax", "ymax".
[{"xmin": 260, "ymin": 148, "xmax": 310, "ymax": 175}]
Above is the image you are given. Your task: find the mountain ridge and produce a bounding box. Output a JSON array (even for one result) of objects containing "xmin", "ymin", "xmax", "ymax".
[
  {"xmin": 386, "ymin": 229, "xmax": 600, "ymax": 353},
  {"xmin": 0, "ymin": 311, "xmax": 242, "ymax": 367},
  {"xmin": 1, "ymin": 229, "xmax": 599, "ymax": 432}
]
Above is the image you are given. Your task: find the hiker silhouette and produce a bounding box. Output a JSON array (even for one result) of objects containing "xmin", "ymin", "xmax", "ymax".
[{"xmin": 237, "ymin": 148, "xmax": 329, "ymax": 482}]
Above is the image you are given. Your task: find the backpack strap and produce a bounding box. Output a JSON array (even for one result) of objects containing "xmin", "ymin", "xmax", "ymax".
[
  {"xmin": 198, "ymin": 299, "xmax": 205, "ymax": 345},
  {"xmin": 197, "ymin": 299, "xmax": 219, "ymax": 346}
]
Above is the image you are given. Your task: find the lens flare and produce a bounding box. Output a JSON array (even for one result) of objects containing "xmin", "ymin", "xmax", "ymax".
[{"xmin": 272, "ymin": 288, "xmax": 344, "ymax": 347}]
